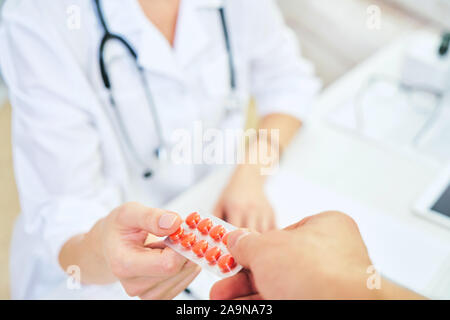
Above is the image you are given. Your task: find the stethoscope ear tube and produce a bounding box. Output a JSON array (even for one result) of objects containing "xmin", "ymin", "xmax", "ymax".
[
  {"xmin": 99, "ymin": 35, "xmax": 112, "ymax": 89},
  {"xmin": 95, "ymin": 0, "xmax": 139, "ymax": 90},
  {"xmin": 94, "ymin": 0, "xmax": 154, "ymax": 178},
  {"xmin": 99, "ymin": 34, "xmax": 138, "ymax": 90},
  {"xmin": 95, "ymin": 0, "xmax": 111, "ymax": 89},
  {"xmin": 107, "ymin": 93, "xmax": 154, "ymax": 179}
]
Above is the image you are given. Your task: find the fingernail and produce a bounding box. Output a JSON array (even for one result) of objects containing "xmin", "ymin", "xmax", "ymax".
[
  {"xmin": 159, "ymin": 213, "xmax": 179, "ymax": 229},
  {"xmin": 227, "ymin": 229, "xmax": 250, "ymax": 249}
]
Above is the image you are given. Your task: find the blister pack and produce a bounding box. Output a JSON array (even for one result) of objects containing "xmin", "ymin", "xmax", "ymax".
[{"xmin": 165, "ymin": 212, "xmax": 243, "ymax": 278}]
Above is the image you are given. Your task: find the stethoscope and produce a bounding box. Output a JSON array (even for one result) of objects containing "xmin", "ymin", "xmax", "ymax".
[{"xmin": 93, "ymin": 0, "xmax": 238, "ymax": 179}]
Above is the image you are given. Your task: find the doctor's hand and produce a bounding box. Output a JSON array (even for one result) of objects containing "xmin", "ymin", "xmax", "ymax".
[
  {"xmin": 59, "ymin": 202, "xmax": 200, "ymax": 300},
  {"xmin": 214, "ymin": 165, "xmax": 276, "ymax": 232},
  {"xmin": 210, "ymin": 211, "xmax": 423, "ymax": 300}
]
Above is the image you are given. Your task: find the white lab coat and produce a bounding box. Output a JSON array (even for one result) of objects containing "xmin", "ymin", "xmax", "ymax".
[{"xmin": 0, "ymin": 0, "xmax": 320, "ymax": 299}]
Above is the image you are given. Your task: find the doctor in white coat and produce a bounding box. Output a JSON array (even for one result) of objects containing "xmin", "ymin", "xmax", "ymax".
[{"xmin": 0, "ymin": 0, "xmax": 320, "ymax": 299}]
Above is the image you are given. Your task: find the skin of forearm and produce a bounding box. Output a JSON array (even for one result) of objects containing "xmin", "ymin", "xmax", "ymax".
[
  {"xmin": 239, "ymin": 113, "xmax": 302, "ymax": 179},
  {"xmin": 328, "ymin": 271, "xmax": 425, "ymax": 300},
  {"xmin": 59, "ymin": 218, "xmax": 116, "ymax": 285},
  {"xmin": 345, "ymin": 273, "xmax": 425, "ymax": 300},
  {"xmin": 258, "ymin": 113, "xmax": 302, "ymax": 154},
  {"xmin": 377, "ymin": 278, "xmax": 426, "ymax": 300}
]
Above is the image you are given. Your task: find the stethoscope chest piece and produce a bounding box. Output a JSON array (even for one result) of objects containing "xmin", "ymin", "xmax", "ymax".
[
  {"xmin": 141, "ymin": 147, "xmax": 170, "ymax": 179},
  {"xmin": 225, "ymin": 92, "xmax": 241, "ymax": 113}
]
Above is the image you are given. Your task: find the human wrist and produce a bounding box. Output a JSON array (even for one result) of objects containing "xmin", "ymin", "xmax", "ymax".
[
  {"xmin": 375, "ymin": 278, "xmax": 425, "ymax": 300},
  {"xmin": 85, "ymin": 218, "xmax": 109, "ymax": 269},
  {"xmin": 234, "ymin": 163, "xmax": 267, "ymax": 185},
  {"xmin": 342, "ymin": 272, "xmax": 424, "ymax": 300},
  {"xmin": 61, "ymin": 218, "xmax": 115, "ymax": 284},
  {"xmin": 330, "ymin": 266, "xmax": 378, "ymax": 299}
]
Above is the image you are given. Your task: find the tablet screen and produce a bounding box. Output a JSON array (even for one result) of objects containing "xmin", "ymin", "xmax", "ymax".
[{"xmin": 431, "ymin": 183, "xmax": 450, "ymax": 218}]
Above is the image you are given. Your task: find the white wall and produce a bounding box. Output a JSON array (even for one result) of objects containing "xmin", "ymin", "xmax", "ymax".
[
  {"xmin": 277, "ymin": 0, "xmax": 425, "ymax": 85},
  {"xmin": 388, "ymin": 0, "xmax": 450, "ymax": 29}
]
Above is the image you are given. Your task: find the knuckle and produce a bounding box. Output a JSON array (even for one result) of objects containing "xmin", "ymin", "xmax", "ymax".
[
  {"xmin": 158, "ymin": 258, "xmax": 179, "ymax": 275},
  {"xmin": 115, "ymin": 202, "xmax": 142, "ymax": 225},
  {"xmin": 143, "ymin": 213, "xmax": 155, "ymax": 229},
  {"xmin": 322, "ymin": 210, "xmax": 347, "ymax": 219},
  {"xmin": 141, "ymin": 291, "xmax": 158, "ymax": 300},
  {"xmin": 109, "ymin": 252, "xmax": 131, "ymax": 279},
  {"xmin": 323, "ymin": 211, "xmax": 357, "ymax": 227},
  {"xmin": 109, "ymin": 259, "xmax": 129, "ymax": 279},
  {"xmin": 227, "ymin": 202, "xmax": 240, "ymax": 211},
  {"xmin": 116, "ymin": 202, "xmax": 134, "ymax": 220},
  {"xmin": 229, "ymin": 201, "xmax": 246, "ymax": 209},
  {"xmin": 264, "ymin": 231, "xmax": 286, "ymax": 245},
  {"xmin": 122, "ymin": 202, "xmax": 140, "ymax": 212}
]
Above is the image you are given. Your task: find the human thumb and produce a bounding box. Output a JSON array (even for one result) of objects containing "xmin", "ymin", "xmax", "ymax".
[{"xmin": 226, "ymin": 229, "xmax": 261, "ymax": 268}]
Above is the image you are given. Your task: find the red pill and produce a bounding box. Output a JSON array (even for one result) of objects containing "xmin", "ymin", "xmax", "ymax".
[
  {"xmin": 169, "ymin": 227, "xmax": 184, "ymax": 242},
  {"xmin": 222, "ymin": 232, "xmax": 230, "ymax": 246},
  {"xmin": 218, "ymin": 254, "xmax": 236, "ymax": 273},
  {"xmin": 209, "ymin": 225, "xmax": 226, "ymax": 241},
  {"xmin": 192, "ymin": 240, "xmax": 209, "ymax": 257},
  {"xmin": 186, "ymin": 212, "xmax": 200, "ymax": 228},
  {"xmin": 205, "ymin": 246, "xmax": 222, "ymax": 263},
  {"xmin": 181, "ymin": 233, "xmax": 196, "ymax": 249},
  {"xmin": 197, "ymin": 218, "xmax": 213, "ymax": 235}
]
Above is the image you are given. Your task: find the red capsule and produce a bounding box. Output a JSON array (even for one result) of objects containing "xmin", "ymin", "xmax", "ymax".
[
  {"xmin": 197, "ymin": 218, "xmax": 213, "ymax": 235},
  {"xmin": 192, "ymin": 240, "xmax": 209, "ymax": 257},
  {"xmin": 186, "ymin": 212, "xmax": 201, "ymax": 229},
  {"xmin": 218, "ymin": 254, "xmax": 236, "ymax": 273},
  {"xmin": 222, "ymin": 232, "xmax": 230, "ymax": 246},
  {"xmin": 205, "ymin": 246, "xmax": 222, "ymax": 264},
  {"xmin": 209, "ymin": 225, "xmax": 226, "ymax": 241},
  {"xmin": 169, "ymin": 227, "xmax": 184, "ymax": 242},
  {"xmin": 180, "ymin": 233, "xmax": 196, "ymax": 249}
]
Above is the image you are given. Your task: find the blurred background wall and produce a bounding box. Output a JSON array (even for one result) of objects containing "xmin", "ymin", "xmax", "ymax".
[
  {"xmin": 0, "ymin": 0, "xmax": 448, "ymax": 299},
  {"xmin": 277, "ymin": 0, "xmax": 447, "ymax": 86}
]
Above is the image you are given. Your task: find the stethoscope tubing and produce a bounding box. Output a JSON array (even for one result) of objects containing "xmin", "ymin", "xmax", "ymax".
[{"xmin": 93, "ymin": 0, "xmax": 236, "ymax": 179}]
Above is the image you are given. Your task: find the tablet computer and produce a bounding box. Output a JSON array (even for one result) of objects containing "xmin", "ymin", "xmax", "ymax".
[{"xmin": 414, "ymin": 166, "xmax": 450, "ymax": 229}]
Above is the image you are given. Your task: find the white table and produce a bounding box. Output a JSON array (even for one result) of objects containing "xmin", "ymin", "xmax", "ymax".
[{"xmin": 166, "ymin": 31, "xmax": 450, "ymax": 299}]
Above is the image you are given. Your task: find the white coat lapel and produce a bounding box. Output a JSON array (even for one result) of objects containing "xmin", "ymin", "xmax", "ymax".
[
  {"xmin": 174, "ymin": 0, "xmax": 212, "ymax": 70},
  {"xmin": 102, "ymin": 0, "xmax": 181, "ymax": 81},
  {"xmin": 102, "ymin": 0, "xmax": 214, "ymax": 83}
]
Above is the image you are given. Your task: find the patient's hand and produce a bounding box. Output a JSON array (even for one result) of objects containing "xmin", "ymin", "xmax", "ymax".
[{"xmin": 211, "ymin": 211, "xmax": 392, "ymax": 300}]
